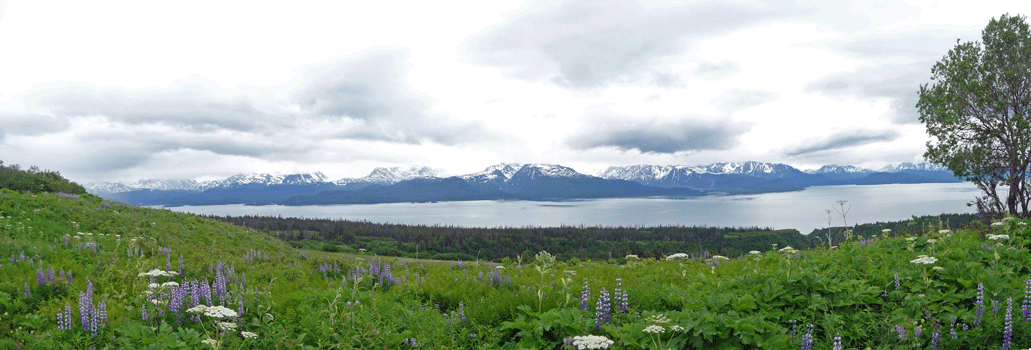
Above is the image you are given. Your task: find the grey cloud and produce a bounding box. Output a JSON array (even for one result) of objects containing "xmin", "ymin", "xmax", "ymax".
[
  {"xmin": 30, "ymin": 77, "xmax": 278, "ymax": 132},
  {"xmin": 0, "ymin": 113, "xmax": 70, "ymax": 138},
  {"xmin": 568, "ymin": 114, "xmax": 750, "ymax": 154},
  {"xmin": 806, "ymin": 29, "xmax": 973, "ymax": 123},
  {"xmin": 293, "ymin": 48, "xmax": 494, "ymax": 145},
  {"xmin": 714, "ymin": 88, "xmax": 780, "ymax": 112},
  {"xmin": 466, "ymin": 0, "xmax": 806, "ymax": 88},
  {"xmin": 786, "ymin": 129, "xmax": 899, "ymax": 156}
]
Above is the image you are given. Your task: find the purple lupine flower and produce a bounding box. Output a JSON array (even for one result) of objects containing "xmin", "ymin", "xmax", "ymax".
[
  {"xmin": 1023, "ymin": 278, "xmax": 1031, "ymax": 321},
  {"xmin": 1003, "ymin": 297, "xmax": 1013, "ymax": 350},
  {"xmin": 896, "ymin": 325, "xmax": 905, "ymax": 339},
  {"xmin": 458, "ymin": 301, "xmax": 466, "ymax": 322},
  {"xmin": 932, "ymin": 329, "xmax": 941, "ymax": 350},
  {"xmin": 993, "ymin": 299, "xmax": 1000, "ymax": 318},
  {"xmin": 801, "ymin": 324, "xmax": 813, "ymax": 350},
  {"xmin": 56, "ymin": 312, "xmax": 64, "ymax": 331},
  {"xmin": 894, "ymin": 273, "xmax": 900, "ymax": 290},
  {"xmin": 98, "ymin": 301, "xmax": 107, "ymax": 328},
  {"xmin": 915, "ymin": 325, "xmax": 922, "ymax": 337},
  {"xmin": 64, "ymin": 303, "xmax": 73, "ymax": 331},
  {"xmin": 833, "ymin": 334, "xmax": 842, "ymax": 350},
  {"xmin": 950, "ymin": 317, "xmax": 958, "ymax": 339},
  {"xmin": 975, "ymin": 283, "xmax": 985, "ymax": 327},
  {"xmin": 789, "ymin": 320, "xmax": 797, "ymax": 342},
  {"xmin": 141, "ymin": 304, "xmax": 149, "ymax": 321},
  {"xmin": 580, "ymin": 279, "xmax": 591, "ymax": 311},
  {"xmin": 594, "ymin": 287, "xmax": 611, "ymax": 329},
  {"xmin": 24, "ymin": 282, "xmax": 30, "ymax": 298}
]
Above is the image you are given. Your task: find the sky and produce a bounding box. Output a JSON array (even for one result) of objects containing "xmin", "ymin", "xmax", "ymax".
[{"xmin": 1, "ymin": 0, "xmax": 1030, "ymax": 184}]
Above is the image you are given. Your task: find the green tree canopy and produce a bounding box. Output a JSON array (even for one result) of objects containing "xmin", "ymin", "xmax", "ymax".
[{"xmin": 918, "ymin": 13, "xmax": 1031, "ymax": 218}]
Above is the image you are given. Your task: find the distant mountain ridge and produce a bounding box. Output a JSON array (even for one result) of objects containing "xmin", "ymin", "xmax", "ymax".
[{"xmin": 85, "ymin": 161, "xmax": 962, "ymax": 206}]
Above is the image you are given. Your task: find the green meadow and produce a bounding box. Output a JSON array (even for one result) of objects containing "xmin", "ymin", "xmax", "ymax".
[{"xmin": 1, "ymin": 189, "xmax": 1030, "ymax": 349}]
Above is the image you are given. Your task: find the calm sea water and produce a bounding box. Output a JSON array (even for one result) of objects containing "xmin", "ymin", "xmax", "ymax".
[{"xmin": 167, "ymin": 183, "xmax": 981, "ymax": 234}]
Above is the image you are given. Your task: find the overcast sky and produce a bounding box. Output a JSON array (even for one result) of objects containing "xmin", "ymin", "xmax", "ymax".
[{"xmin": 1, "ymin": 0, "xmax": 1029, "ymax": 183}]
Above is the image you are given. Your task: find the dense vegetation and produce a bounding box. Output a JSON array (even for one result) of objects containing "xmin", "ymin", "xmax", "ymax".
[
  {"xmin": 3, "ymin": 189, "xmax": 1031, "ymax": 349},
  {"xmin": 206, "ymin": 214, "xmax": 820, "ymax": 261},
  {"xmin": 0, "ymin": 160, "xmax": 86, "ymax": 195}
]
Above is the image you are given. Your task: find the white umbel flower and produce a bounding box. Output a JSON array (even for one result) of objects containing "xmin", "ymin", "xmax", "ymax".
[
  {"xmin": 570, "ymin": 335, "xmax": 614, "ymax": 349},
  {"xmin": 665, "ymin": 253, "xmax": 689, "ymax": 261},
  {"xmin": 910, "ymin": 255, "xmax": 938, "ymax": 265},
  {"xmin": 643, "ymin": 325, "xmax": 666, "ymax": 333},
  {"xmin": 204, "ymin": 305, "xmax": 238, "ymax": 319},
  {"xmin": 241, "ymin": 331, "xmax": 258, "ymax": 339}
]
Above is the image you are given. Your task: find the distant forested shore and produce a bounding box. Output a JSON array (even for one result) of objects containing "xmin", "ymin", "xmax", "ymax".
[{"xmin": 206, "ymin": 212, "xmax": 981, "ymax": 262}]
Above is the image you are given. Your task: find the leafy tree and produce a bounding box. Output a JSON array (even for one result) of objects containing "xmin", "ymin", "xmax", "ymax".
[{"xmin": 918, "ymin": 13, "xmax": 1031, "ymax": 218}]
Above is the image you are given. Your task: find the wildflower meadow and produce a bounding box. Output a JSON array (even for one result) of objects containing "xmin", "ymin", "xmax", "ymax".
[{"xmin": 2, "ymin": 188, "xmax": 1031, "ymax": 349}]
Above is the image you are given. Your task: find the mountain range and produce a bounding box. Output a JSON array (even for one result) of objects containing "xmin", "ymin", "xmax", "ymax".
[{"xmin": 86, "ymin": 161, "xmax": 961, "ymax": 206}]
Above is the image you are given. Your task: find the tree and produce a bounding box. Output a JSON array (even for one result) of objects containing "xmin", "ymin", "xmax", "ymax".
[{"xmin": 918, "ymin": 13, "xmax": 1031, "ymax": 219}]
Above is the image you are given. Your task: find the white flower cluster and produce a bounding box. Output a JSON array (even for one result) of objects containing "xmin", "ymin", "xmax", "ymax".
[
  {"xmin": 201, "ymin": 339, "xmax": 217, "ymax": 345},
  {"xmin": 927, "ymin": 239, "xmax": 937, "ymax": 244},
  {"xmin": 624, "ymin": 254, "xmax": 640, "ymax": 260},
  {"xmin": 748, "ymin": 251, "xmax": 761, "ymax": 255},
  {"xmin": 204, "ymin": 305, "xmax": 239, "ymax": 319},
  {"xmin": 988, "ymin": 234, "xmax": 1010, "ymax": 240},
  {"xmin": 665, "ymin": 253, "xmax": 689, "ymax": 261},
  {"xmin": 670, "ymin": 325, "xmax": 684, "ymax": 332},
  {"xmin": 992, "ymin": 222, "xmax": 1005, "ymax": 227},
  {"xmin": 241, "ymin": 331, "xmax": 259, "ymax": 339},
  {"xmin": 882, "ymin": 229, "xmax": 891, "ymax": 233},
  {"xmin": 186, "ymin": 305, "xmax": 209, "ymax": 314},
  {"xmin": 570, "ymin": 335, "xmax": 614, "ymax": 349},
  {"xmin": 932, "ymin": 266, "xmax": 945, "ymax": 271},
  {"xmin": 938, "ymin": 229, "xmax": 952, "ymax": 234},
  {"xmin": 643, "ymin": 325, "xmax": 665, "ymax": 333},
  {"xmin": 162, "ymin": 281, "xmax": 179, "ymax": 288},
  {"xmin": 218, "ymin": 322, "xmax": 237, "ymax": 331},
  {"xmin": 778, "ymin": 246, "xmax": 798, "ymax": 254},
  {"xmin": 910, "ymin": 255, "xmax": 938, "ymax": 265},
  {"xmin": 644, "ymin": 314, "xmax": 671, "ymax": 324},
  {"xmin": 906, "ymin": 237, "xmax": 917, "ymax": 242},
  {"xmin": 711, "ymin": 255, "xmax": 729, "ymax": 261},
  {"xmin": 138, "ymin": 269, "xmax": 179, "ymax": 278}
]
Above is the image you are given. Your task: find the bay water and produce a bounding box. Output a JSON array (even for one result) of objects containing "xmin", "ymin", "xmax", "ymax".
[{"xmin": 167, "ymin": 183, "xmax": 981, "ymax": 235}]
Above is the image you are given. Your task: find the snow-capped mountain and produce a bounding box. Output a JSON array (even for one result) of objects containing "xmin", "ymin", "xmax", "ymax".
[
  {"xmin": 881, "ymin": 162, "xmax": 949, "ymax": 172},
  {"xmin": 203, "ymin": 172, "xmax": 329, "ymax": 189},
  {"xmin": 346, "ymin": 166, "xmax": 440, "ymax": 185},
  {"xmin": 460, "ymin": 163, "xmax": 524, "ymax": 182},
  {"xmin": 510, "ymin": 164, "xmax": 589, "ymax": 180},
  {"xmin": 85, "ymin": 182, "xmax": 135, "ymax": 193}
]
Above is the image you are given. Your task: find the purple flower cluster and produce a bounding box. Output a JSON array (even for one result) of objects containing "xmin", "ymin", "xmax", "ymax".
[
  {"xmin": 56, "ymin": 302, "xmax": 73, "ymax": 331},
  {"xmin": 1003, "ymin": 297, "xmax": 1013, "ymax": 350},
  {"xmin": 1023, "ymin": 278, "xmax": 1031, "ymax": 321},
  {"xmin": 932, "ymin": 328, "xmax": 941, "ymax": 350},
  {"xmin": 894, "ymin": 273, "xmax": 901, "ymax": 290},
  {"xmin": 401, "ymin": 337, "xmax": 419, "ymax": 348},
  {"xmin": 613, "ymin": 278, "xmax": 628, "ymax": 314},
  {"xmin": 950, "ymin": 317, "xmax": 958, "ymax": 339},
  {"xmin": 833, "ymin": 334, "xmax": 842, "ymax": 350},
  {"xmin": 347, "ymin": 256, "xmax": 400, "ymax": 289},
  {"xmin": 486, "ymin": 267, "xmax": 510, "ymax": 288},
  {"xmin": 800, "ymin": 324, "xmax": 813, "ymax": 350},
  {"xmin": 594, "ymin": 287, "xmax": 611, "ymax": 330},
  {"xmin": 975, "ymin": 283, "xmax": 984, "ymax": 327},
  {"xmin": 243, "ymin": 249, "xmax": 268, "ymax": 263},
  {"xmin": 36, "ymin": 266, "xmax": 57, "ymax": 286},
  {"xmin": 78, "ymin": 279, "xmax": 105, "ymax": 337},
  {"xmin": 580, "ymin": 279, "xmax": 590, "ymax": 311},
  {"xmin": 895, "ymin": 324, "xmax": 905, "ymax": 339}
]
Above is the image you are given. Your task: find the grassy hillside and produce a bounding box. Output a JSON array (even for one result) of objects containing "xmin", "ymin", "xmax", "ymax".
[{"xmin": 3, "ymin": 189, "xmax": 1031, "ymax": 349}]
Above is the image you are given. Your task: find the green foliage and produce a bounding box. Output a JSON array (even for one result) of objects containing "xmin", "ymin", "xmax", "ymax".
[
  {"xmin": 0, "ymin": 161, "xmax": 86, "ymax": 194},
  {"xmin": 4, "ymin": 189, "xmax": 1031, "ymax": 349}
]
